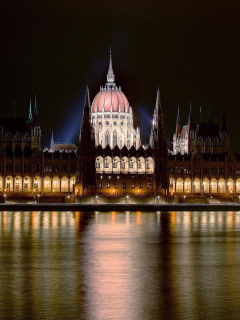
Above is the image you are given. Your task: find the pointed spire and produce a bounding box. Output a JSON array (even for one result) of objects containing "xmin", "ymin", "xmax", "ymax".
[
  {"xmin": 188, "ymin": 101, "xmax": 192, "ymax": 120},
  {"xmin": 50, "ymin": 131, "xmax": 54, "ymax": 147},
  {"xmin": 209, "ymin": 107, "xmax": 211, "ymax": 123},
  {"xmin": 34, "ymin": 93, "xmax": 38, "ymax": 116},
  {"xmin": 199, "ymin": 104, "xmax": 202, "ymax": 123},
  {"xmin": 175, "ymin": 105, "xmax": 181, "ymax": 136},
  {"xmin": 29, "ymin": 98, "xmax": 33, "ymax": 121},
  {"xmin": 155, "ymin": 85, "xmax": 161, "ymax": 112},
  {"xmin": 188, "ymin": 101, "xmax": 193, "ymax": 131},
  {"xmin": 84, "ymin": 85, "xmax": 90, "ymax": 110},
  {"xmin": 107, "ymin": 47, "xmax": 115, "ymax": 84},
  {"xmin": 176, "ymin": 105, "xmax": 180, "ymax": 124}
]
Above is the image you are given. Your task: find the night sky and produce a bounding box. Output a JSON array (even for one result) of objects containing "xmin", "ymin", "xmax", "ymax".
[{"xmin": 0, "ymin": 1, "xmax": 240, "ymax": 150}]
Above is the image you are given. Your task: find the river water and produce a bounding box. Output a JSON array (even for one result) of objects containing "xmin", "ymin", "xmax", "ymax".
[{"xmin": 0, "ymin": 211, "xmax": 240, "ymax": 320}]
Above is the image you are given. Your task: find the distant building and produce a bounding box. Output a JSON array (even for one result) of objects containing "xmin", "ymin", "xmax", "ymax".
[{"xmin": 0, "ymin": 50, "xmax": 239, "ymax": 197}]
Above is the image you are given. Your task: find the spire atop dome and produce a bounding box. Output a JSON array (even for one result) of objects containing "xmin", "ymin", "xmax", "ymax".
[
  {"xmin": 107, "ymin": 47, "xmax": 115, "ymax": 84},
  {"xmin": 50, "ymin": 131, "xmax": 54, "ymax": 148}
]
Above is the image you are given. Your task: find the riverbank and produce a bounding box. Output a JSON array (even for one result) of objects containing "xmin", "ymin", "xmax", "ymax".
[{"xmin": 0, "ymin": 203, "xmax": 240, "ymax": 212}]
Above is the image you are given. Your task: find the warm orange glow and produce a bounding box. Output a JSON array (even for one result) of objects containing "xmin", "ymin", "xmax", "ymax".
[{"xmin": 136, "ymin": 212, "xmax": 141, "ymax": 225}]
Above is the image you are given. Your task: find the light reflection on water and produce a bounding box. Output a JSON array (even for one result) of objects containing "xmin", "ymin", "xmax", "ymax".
[{"xmin": 0, "ymin": 211, "xmax": 240, "ymax": 319}]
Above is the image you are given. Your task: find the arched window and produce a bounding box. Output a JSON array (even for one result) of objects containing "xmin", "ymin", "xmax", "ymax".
[
  {"xmin": 105, "ymin": 131, "xmax": 110, "ymax": 147},
  {"xmin": 35, "ymin": 163, "xmax": 40, "ymax": 173},
  {"xmin": 113, "ymin": 131, "xmax": 117, "ymax": 147},
  {"xmin": 195, "ymin": 166, "xmax": 199, "ymax": 175}
]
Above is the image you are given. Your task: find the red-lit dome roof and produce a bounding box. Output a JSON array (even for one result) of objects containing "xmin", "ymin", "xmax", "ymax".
[
  {"xmin": 91, "ymin": 48, "xmax": 131, "ymax": 114},
  {"xmin": 91, "ymin": 86, "xmax": 130, "ymax": 113}
]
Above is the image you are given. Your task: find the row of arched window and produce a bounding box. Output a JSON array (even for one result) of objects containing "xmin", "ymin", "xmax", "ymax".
[{"xmin": 96, "ymin": 156, "xmax": 154, "ymax": 173}]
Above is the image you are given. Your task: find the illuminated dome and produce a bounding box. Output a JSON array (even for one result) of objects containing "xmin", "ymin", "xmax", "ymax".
[
  {"xmin": 90, "ymin": 49, "xmax": 140, "ymax": 149},
  {"xmin": 91, "ymin": 86, "xmax": 130, "ymax": 113}
]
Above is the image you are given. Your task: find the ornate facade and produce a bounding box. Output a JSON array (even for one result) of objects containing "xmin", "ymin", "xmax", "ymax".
[{"xmin": 1, "ymin": 51, "xmax": 240, "ymax": 200}]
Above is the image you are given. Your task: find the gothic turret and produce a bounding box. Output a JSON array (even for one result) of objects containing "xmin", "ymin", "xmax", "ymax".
[
  {"xmin": 77, "ymin": 85, "xmax": 96, "ymax": 196},
  {"xmin": 33, "ymin": 93, "xmax": 38, "ymax": 126},
  {"xmin": 150, "ymin": 86, "xmax": 168, "ymax": 196},
  {"xmin": 29, "ymin": 98, "xmax": 33, "ymax": 121},
  {"xmin": 175, "ymin": 105, "xmax": 181, "ymax": 136},
  {"xmin": 150, "ymin": 87, "xmax": 166, "ymax": 151},
  {"xmin": 188, "ymin": 101, "xmax": 193, "ymax": 132}
]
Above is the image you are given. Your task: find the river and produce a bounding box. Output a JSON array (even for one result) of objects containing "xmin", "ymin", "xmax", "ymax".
[{"xmin": 0, "ymin": 211, "xmax": 240, "ymax": 320}]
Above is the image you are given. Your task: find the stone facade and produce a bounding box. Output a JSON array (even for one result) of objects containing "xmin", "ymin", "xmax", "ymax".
[{"xmin": 1, "ymin": 52, "xmax": 240, "ymax": 199}]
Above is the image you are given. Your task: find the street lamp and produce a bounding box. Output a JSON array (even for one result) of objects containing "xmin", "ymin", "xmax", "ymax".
[
  {"xmin": 3, "ymin": 194, "xmax": 6, "ymax": 204},
  {"xmin": 38, "ymin": 194, "xmax": 40, "ymax": 204},
  {"xmin": 95, "ymin": 195, "xmax": 98, "ymax": 204},
  {"xmin": 67, "ymin": 195, "xmax": 70, "ymax": 203},
  {"xmin": 126, "ymin": 195, "xmax": 129, "ymax": 204}
]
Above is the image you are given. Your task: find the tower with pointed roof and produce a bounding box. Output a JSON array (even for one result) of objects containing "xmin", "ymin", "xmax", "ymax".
[
  {"xmin": 77, "ymin": 86, "xmax": 96, "ymax": 196},
  {"xmin": 150, "ymin": 87, "xmax": 168, "ymax": 195}
]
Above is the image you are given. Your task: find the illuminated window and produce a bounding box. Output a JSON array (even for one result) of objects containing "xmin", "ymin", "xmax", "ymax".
[
  {"xmin": 123, "ymin": 183, "xmax": 127, "ymax": 189},
  {"xmin": 106, "ymin": 183, "xmax": 110, "ymax": 188},
  {"xmin": 131, "ymin": 183, "xmax": 135, "ymax": 189}
]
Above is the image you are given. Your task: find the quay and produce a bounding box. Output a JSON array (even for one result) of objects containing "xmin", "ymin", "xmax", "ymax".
[{"xmin": 0, "ymin": 203, "xmax": 240, "ymax": 212}]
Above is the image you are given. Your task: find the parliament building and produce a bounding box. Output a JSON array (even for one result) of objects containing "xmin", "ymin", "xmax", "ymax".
[{"xmin": 0, "ymin": 51, "xmax": 239, "ymax": 199}]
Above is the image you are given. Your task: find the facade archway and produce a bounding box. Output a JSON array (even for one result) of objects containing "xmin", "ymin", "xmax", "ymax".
[
  {"xmin": 210, "ymin": 178, "xmax": 217, "ymax": 193},
  {"xmin": 203, "ymin": 178, "xmax": 209, "ymax": 193},
  {"xmin": 33, "ymin": 176, "xmax": 41, "ymax": 192},
  {"xmin": 236, "ymin": 179, "xmax": 240, "ymax": 193},
  {"xmin": 43, "ymin": 176, "xmax": 51, "ymax": 192},
  {"xmin": 0, "ymin": 176, "xmax": 3, "ymax": 191},
  {"xmin": 184, "ymin": 178, "xmax": 191, "ymax": 193},
  {"xmin": 23, "ymin": 176, "xmax": 31, "ymax": 192},
  {"xmin": 6, "ymin": 176, "xmax": 13, "ymax": 191},
  {"xmin": 96, "ymin": 156, "xmax": 104, "ymax": 173},
  {"xmin": 218, "ymin": 178, "xmax": 225, "ymax": 193},
  {"xmin": 61, "ymin": 176, "xmax": 69, "ymax": 192},
  {"xmin": 121, "ymin": 157, "xmax": 129, "ymax": 174},
  {"xmin": 70, "ymin": 176, "xmax": 76, "ymax": 192},
  {"xmin": 15, "ymin": 176, "xmax": 22, "ymax": 191},
  {"xmin": 104, "ymin": 156, "xmax": 112, "ymax": 173},
  {"xmin": 138, "ymin": 157, "xmax": 145, "ymax": 174},
  {"xmin": 129, "ymin": 157, "xmax": 137, "ymax": 173},
  {"xmin": 227, "ymin": 178, "xmax": 234, "ymax": 193},
  {"xmin": 146, "ymin": 157, "xmax": 154, "ymax": 174},
  {"xmin": 176, "ymin": 178, "xmax": 183, "ymax": 193},
  {"xmin": 194, "ymin": 178, "xmax": 200, "ymax": 193},
  {"xmin": 52, "ymin": 176, "xmax": 60, "ymax": 192},
  {"xmin": 113, "ymin": 157, "xmax": 120, "ymax": 173},
  {"xmin": 169, "ymin": 178, "xmax": 175, "ymax": 195}
]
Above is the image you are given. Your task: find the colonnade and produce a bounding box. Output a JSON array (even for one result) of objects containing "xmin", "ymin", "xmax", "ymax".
[
  {"xmin": 169, "ymin": 177, "xmax": 240, "ymax": 194},
  {"xmin": 96, "ymin": 156, "xmax": 154, "ymax": 174},
  {"xmin": 0, "ymin": 175, "xmax": 76, "ymax": 193}
]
